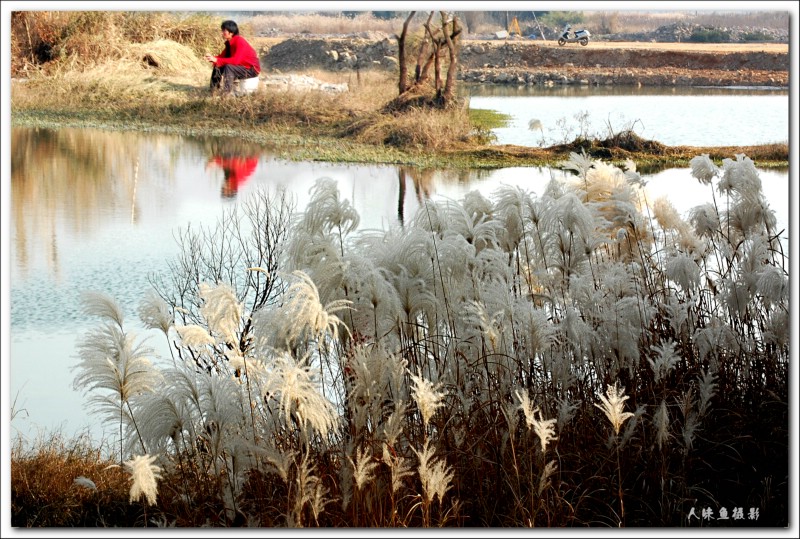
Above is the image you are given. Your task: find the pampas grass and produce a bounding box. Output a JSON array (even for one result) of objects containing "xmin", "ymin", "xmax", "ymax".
[
  {"xmin": 15, "ymin": 151, "xmax": 785, "ymax": 528},
  {"xmin": 125, "ymin": 454, "xmax": 162, "ymax": 506}
]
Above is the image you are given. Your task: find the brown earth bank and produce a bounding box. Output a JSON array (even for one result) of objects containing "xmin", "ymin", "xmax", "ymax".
[{"xmin": 256, "ymin": 36, "xmax": 789, "ymax": 88}]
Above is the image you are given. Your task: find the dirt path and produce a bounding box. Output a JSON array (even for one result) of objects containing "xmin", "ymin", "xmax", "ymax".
[{"xmin": 478, "ymin": 39, "xmax": 789, "ymax": 54}]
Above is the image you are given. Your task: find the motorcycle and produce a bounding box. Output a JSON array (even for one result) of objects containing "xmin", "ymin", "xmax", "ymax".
[{"xmin": 558, "ymin": 24, "xmax": 590, "ymax": 46}]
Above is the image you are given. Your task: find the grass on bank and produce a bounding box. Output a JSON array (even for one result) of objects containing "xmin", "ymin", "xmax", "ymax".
[
  {"xmin": 11, "ymin": 12, "xmax": 789, "ymax": 170},
  {"xmin": 11, "ymin": 60, "xmax": 788, "ymax": 172}
]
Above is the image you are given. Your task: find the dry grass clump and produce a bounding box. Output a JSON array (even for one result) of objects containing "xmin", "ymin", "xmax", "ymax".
[
  {"xmin": 10, "ymin": 433, "xmax": 136, "ymax": 526},
  {"xmin": 128, "ymin": 39, "xmax": 207, "ymax": 74},
  {"xmin": 12, "ymin": 57, "xmax": 206, "ymax": 112},
  {"xmin": 344, "ymin": 104, "xmax": 473, "ymax": 151},
  {"xmin": 10, "ymin": 11, "xmax": 219, "ymax": 77},
  {"xmin": 12, "ymin": 151, "xmax": 787, "ymax": 528}
]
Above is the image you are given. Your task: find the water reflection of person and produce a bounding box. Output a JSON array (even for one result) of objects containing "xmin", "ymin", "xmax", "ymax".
[{"xmin": 207, "ymin": 155, "xmax": 259, "ymax": 198}]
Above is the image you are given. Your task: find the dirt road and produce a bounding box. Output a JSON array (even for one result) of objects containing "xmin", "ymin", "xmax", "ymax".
[{"xmin": 485, "ymin": 39, "xmax": 789, "ymax": 54}]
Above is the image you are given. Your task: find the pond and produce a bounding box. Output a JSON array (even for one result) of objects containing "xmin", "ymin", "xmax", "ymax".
[
  {"xmin": 5, "ymin": 88, "xmax": 791, "ymax": 445},
  {"xmin": 464, "ymin": 84, "xmax": 789, "ymax": 147}
]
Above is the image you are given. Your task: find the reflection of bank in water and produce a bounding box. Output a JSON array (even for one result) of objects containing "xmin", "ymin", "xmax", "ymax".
[
  {"xmin": 9, "ymin": 127, "xmax": 168, "ymax": 280},
  {"xmin": 208, "ymin": 155, "xmax": 259, "ymax": 198},
  {"xmin": 397, "ymin": 167, "xmax": 435, "ymax": 225}
]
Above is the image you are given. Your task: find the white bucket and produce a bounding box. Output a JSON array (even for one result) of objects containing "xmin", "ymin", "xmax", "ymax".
[{"xmin": 233, "ymin": 76, "xmax": 260, "ymax": 96}]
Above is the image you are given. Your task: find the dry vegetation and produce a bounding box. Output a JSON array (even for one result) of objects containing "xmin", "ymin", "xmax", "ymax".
[{"xmin": 9, "ymin": 10, "xmax": 789, "ymax": 168}]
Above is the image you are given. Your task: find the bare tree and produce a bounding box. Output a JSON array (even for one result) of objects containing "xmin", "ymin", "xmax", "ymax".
[
  {"xmin": 148, "ymin": 189, "xmax": 294, "ymax": 371},
  {"xmin": 389, "ymin": 10, "xmax": 462, "ymax": 110},
  {"xmin": 396, "ymin": 11, "xmax": 415, "ymax": 94}
]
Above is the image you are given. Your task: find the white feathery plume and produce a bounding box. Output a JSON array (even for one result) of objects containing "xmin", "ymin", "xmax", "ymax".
[
  {"xmin": 73, "ymin": 323, "xmax": 162, "ymax": 416},
  {"xmin": 689, "ymin": 154, "xmax": 719, "ymax": 185},
  {"xmin": 530, "ymin": 409, "xmax": 558, "ymax": 454},
  {"xmin": 514, "ymin": 388, "xmax": 539, "ymax": 428},
  {"xmin": 648, "ymin": 340, "xmax": 681, "ymax": 384},
  {"xmin": 81, "ymin": 290, "xmax": 126, "ymax": 328},
  {"xmin": 652, "ymin": 197, "xmax": 684, "ymax": 232},
  {"xmin": 413, "ymin": 440, "xmax": 455, "ymax": 505},
  {"xmin": 300, "ymin": 177, "xmax": 361, "ymax": 236},
  {"xmin": 138, "ymin": 290, "xmax": 173, "ymax": 335},
  {"xmin": 382, "ymin": 400, "xmax": 408, "ymax": 448},
  {"xmin": 697, "ymin": 369, "xmax": 718, "ymax": 416},
  {"xmin": 623, "ymin": 158, "xmax": 646, "ymax": 187},
  {"xmin": 259, "ymin": 447, "xmax": 296, "ymax": 484},
  {"xmin": 227, "ymin": 350, "xmax": 267, "ymax": 379},
  {"xmin": 409, "ymin": 371, "xmax": 447, "ymax": 429},
  {"xmin": 554, "ymin": 191, "xmax": 595, "ymax": 239},
  {"xmin": 500, "ymin": 399, "xmax": 520, "ymax": 440},
  {"xmin": 688, "ymin": 203, "xmax": 720, "ymax": 239},
  {"xmin": 130, "ymin": 389, "xmax": 194, "ymax": 455},
  {"xmin": 265, "ymin": 352, "xmax": 340, "ymax": 439},
  {"xmin": 594, "ymin": 382, "xmax": 635, "ymax": 435},
  {"xmin": 125, "ymin": 454, "xmax": 162, "ymax": 506},
  {"xmin": 282, "ymin": 270, "xmax": 352, "ymax": 346},
  {"xmin": 717, "ymin": 153, "xmax": 762, "ymax": 201},
  {"xmin": 653, "ymin": 400, "xmax": 671, "ymax": 450},
  {"xmin": 464, "ymin": 300, "xmax": 505, "ymax": 352},
  {"xmin": 350, "ymin": 446, "xmax": 379, "ymax": 491},
  {"xmin": 199, "ymin": 282, "xmax": 242, "ymax": 346},
  {"xmin": 538, "ymin": 460, "xmax": 558, "ymax": 496},
  {"xmin": 382, "ymin": 443, "xmax": 414, "ymax": 494},
  {"xmin": 175, "ymin": 324, "xmax": 216, "ymax": 349},
  {"xmin": 462, "ymin": 189, "xmax": 495, "ymax": 223},
  {"xmin": 556, "ymin": 398, "xmax": 579, "ymax": 433},
  {"xmin": 756, "ymin": 266, "xmax": 788, "ymax": 307},
  {"xmin": 620, "ymin": 405, "xmax": 645, "ymax": 447},
  {"xmin": 492, "ymin": 184, "xmax": 532, "ymax": 252},
  {"xmin": 665, "ymin": 252, "xmax": 700, "ymax": 294},
  {"xmin": 560, "ymin": 150, "xmax": 595, "ymax": 180}
]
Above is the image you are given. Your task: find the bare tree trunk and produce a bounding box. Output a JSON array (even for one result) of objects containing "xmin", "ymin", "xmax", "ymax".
[
  {"xmin": 424, "ymin": 13, "xmax": 444, "ymax": 95},
  {"xmin": 441, "ymin": 12, "xmax": 460, "ymax": 106},
  {"xmin": 415, "ymin": 12, "xmax": 436, "ymax": 84},
  {"xmin": 396, "ymin": 11, "xmax": 415, "ymax": 95}
]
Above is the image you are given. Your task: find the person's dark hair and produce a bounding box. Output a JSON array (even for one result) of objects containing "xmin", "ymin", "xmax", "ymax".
[{"xmin": 220, "ymin": 20, "xmax": 239, "ymax": 36}]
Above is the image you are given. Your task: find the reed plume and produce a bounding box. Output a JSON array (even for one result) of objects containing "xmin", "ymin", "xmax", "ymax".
[
  {"xmin": 125, "ymin": 454, "xmax": 162, "ymax": 506},
  {"xmin": 409, "ymin": 371, "xmax": 446, "ymax": 430},
  {"xmin": 595, "ymin": 382, "xmax": 635, "ymax": 435}
]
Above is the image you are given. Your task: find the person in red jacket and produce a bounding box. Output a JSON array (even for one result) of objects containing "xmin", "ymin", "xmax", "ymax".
[{"xmin": 204, "ymin": 20, "xmax": 261, "ymax": 95}]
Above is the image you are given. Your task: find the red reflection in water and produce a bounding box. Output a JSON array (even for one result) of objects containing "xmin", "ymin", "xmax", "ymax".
[{"xmin": 207, "ymin": 155, "xmax": 259, "ymax": 197}]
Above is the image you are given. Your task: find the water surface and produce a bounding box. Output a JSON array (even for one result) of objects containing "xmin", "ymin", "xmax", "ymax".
[
  {"xmin": 465, "ymin": 84, "xmax": 789, "ymax": 147},
  {"xmin": 7, "ymin": 117, "xmax": 790, "ymax": 445}
]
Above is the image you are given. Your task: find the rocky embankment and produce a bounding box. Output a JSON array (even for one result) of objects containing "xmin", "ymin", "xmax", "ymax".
[
  {"xmin": 260, "ymin": 30, "xmax": 789, "ymax": 88},
  {"xmin": 457, "ymin": 42, "xmax": 789, "ymax": 87}
]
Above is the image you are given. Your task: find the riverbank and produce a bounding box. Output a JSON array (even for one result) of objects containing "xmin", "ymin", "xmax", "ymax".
[{"xmin": 9, "ymin": 35, "xmax": 790, "ymax": 170}]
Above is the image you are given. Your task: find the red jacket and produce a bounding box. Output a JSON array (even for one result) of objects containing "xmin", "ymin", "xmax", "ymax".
[{"xmin": 215, "ymin": 34, "xmax": 261, "ymax": 74}]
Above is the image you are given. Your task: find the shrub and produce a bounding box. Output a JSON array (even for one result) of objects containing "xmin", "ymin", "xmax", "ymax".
[
  {"xmin": 740, "ymin": 30, "xmax": 774, "ymax": 42},
  {"xmin": 688, "ymin": 27, "xmax": 732, "ymax": 43}
]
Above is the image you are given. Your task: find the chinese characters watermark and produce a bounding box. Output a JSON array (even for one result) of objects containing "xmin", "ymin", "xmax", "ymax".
[{"xmin": 687, "ymin": 506, "xmax": 759, "ymax": 523}]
